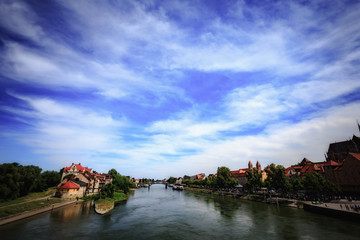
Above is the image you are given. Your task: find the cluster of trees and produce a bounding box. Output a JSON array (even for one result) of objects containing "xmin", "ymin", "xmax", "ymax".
[
  {"xmin": 244, "ymin": 163, "xmax": 339, "ymax": 197},
  {"xmin": 182, "ymin": 167, "xmax": 239, "ymax": 189},
  {"xmin": 102, "ymin": 169, "xmax": 136, "ymax": 198},
  {"xmin": 0, "ymin": 163, "xmax": 61, "ymax": 200}
]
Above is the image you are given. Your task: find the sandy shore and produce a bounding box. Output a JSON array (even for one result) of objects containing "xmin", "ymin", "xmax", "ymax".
[{"xmin": 0, "ymin": 200, "xmax": 80, "ymax": 226}]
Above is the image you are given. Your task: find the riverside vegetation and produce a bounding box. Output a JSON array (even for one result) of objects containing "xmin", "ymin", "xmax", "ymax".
[
  {"xmin": 181, "ymin": 165, "xmax": 339, "ymax": 201},
  {"xmin": 83, "ymin": 168, "xmax": 136, "ymax": 214}
]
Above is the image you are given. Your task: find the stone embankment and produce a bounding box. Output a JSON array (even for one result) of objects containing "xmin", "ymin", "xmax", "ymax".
[
  {"xmin": 94, "ymin": 200, "xmax": 115, "ymax": 215},
  {"xmin": 0, "ymin": 200, "xmax": 79, "ymax": 226},
  {"xmin": 303, "ymin": 200, "xmax": 360, "ymax": 222}
]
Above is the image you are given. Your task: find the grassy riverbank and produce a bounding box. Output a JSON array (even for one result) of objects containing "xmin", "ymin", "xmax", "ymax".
[
  {"xmin": 0, "ymin": 188, "xmax": 60, "ymax": 218},
  {"xmin": 94, "ymin": 191, "xmax": 129, "ymax": 214}
]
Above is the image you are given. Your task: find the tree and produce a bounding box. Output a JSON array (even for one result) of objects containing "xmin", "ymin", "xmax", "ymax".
[
  {"xmin": 0, "ymin": 163, "xmax": 21, "ymax": 200},
  {"xmin": 302, "ymin": 172, "xmax": 339, "ymax": 198},
  {"xmin": 40, "ymin": 171, "xmax": 61, "ymax": 190},
  {"xmin": 108, "ymin": 169, "xmax": 133, "ymax": 194},
  {"xmin": 244, "ymin": 169, "xmax": 262, "ymax": 191},
  {"xmin": 100, "ymin": 183, "xmax": 115, "ymax": 198},
  {"xmin": 289, "ymin": 177, "xmax": 303, "ymax": 193},
  {"xmin": 18, "ymin": 165, "xmax": 42, "ymax": 195},
  {"xmin": 167, "ymin": 177, "xmax": 177, "ymax": 184},
  {"xmin": 108, "ymin": 169, "xmax": 118, "ymax": 179},
  {"xmin": 0, "ymin": 163, "xmax": 44, "ymax": 200},
  {"xmin": 215, "ymin": 166, "xmax": 238, "ymax": 188},
  {"xmin": 264, "ymin": 164, "xmax": 289, "ymax": 192}
]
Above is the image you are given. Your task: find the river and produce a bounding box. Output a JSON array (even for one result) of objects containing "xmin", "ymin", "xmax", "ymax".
[{"xmin": 1, "ymin": 184, "xmax": 359, "ymax": 240}]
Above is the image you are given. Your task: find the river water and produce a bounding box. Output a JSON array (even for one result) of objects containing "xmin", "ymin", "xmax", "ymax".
[{"xmin": 1, "ymin": 184, "xmax": 360, "ymax": 240}]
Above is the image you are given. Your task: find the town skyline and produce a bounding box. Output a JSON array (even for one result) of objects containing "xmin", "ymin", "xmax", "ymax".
[{"xmin": 1, "ymin": 0, "xmax": 360, "ymax": 179}]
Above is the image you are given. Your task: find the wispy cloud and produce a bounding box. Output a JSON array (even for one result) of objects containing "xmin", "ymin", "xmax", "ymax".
[{"xmin": 1, "ymin": 0, "xmax": 360, "ymax": 178}]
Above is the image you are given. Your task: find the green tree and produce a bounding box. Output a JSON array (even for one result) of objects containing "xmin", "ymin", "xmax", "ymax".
[
  {"xmin": 167, "ymin": 177, "xmax": 177, "ymax": 184},
  {"xmin": 108, "ymin": 169, "xmax": 118, "ymax": 178},
  {"xmin": 0, "ymin": 163, "xmax": 43, "ymax": 200},
  {"xmin": 0, "ymin": 163, "xmax": 21, "ymax": 200},
  {"xmin": 289, "ymin": 177, "xmax": 303, "ymax": 193},
  {"xmin": 40, "ymin": 170, "xmax": 61, "ymax": 190},
  {"xmin": 215, "ymin": 166, "xmax": 238, "ymax": 188},
  {"xmin": 100, "ymin": 183, "xmax": 115, "ymax": 198},
  {"xmin": 108, "ymin": 169, "xmax": 133, "ymax": 193},
  {"xmin": 244, "ymin": 169, "xmax": 262, "ymax": 191},
  {"xmin": 18, "ymin": 165, "xmax": 42, "ymax": 196},
  {"xmin": 264, "ymin": 164, "xmax": 289, "ymax": 192},
  {"xmin": 302, "ymin": 172, "xmax": 339, "ymax": 197}
]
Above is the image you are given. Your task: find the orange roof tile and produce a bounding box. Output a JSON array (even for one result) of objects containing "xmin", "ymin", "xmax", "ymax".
[{"xmin": 58, "ymin": 181, "xmax": 79, "ymax": 189}]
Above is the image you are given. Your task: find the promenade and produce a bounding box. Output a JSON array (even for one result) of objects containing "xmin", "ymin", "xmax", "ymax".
[{"xmin": 303, "ymin": 200, "xmax": 360, "ymax": 221}]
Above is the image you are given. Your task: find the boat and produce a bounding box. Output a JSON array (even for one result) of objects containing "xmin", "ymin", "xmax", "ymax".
[{"xmin": 172, "ymin": 185, "xmax": 184, "ymax": 190}]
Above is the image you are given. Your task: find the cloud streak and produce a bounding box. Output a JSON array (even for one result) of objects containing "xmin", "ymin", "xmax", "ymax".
[{"xmin": 1, "ymin": 0, "xmax": 360, "ymax": 178}]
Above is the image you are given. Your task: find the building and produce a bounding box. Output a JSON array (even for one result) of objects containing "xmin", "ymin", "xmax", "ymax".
[
  {"xmin": 55, "ymin": 163, "xmax": 112, "ymax": 199},
  {"xmin": 331, "ymin": 153, "xmax": 360, "ymax": 193},
  {"xmin": 231, "ymin": 161, "xmax": 267, "ymax": 185},
  {"xmin": 326, "ymin": 135, "xmax": 360, "ymax": 163},
  {"xmin": 287, "ymin": 133, "xmax": 360, "ymax": 194},
  {"xmin": 183, "ymin": 173, "xmax": 205, "ymax": 180}
]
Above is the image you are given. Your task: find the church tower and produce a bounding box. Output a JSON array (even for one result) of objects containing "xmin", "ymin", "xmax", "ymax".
[{"xmin": 248, "ymin": 161, "xmax": 253, "ymax": 169}]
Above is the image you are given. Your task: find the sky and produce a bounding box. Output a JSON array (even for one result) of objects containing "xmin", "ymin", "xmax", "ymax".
[{"xmin": 1, "ymin": 0, "xmax": 360, "ymax": 179}]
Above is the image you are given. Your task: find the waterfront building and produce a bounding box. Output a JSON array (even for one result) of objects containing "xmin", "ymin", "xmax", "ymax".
[
  {"xmin": 183, "ymin": 173, "xmax": 205, "ymax": 180},
  {"xmin": 286, "ymin": 134, "xmax": 360, "ymax": 194},
  {"xmin": 55, "ymin": 163, "xmax": 112, "ymax": 199},
  {"xmin": 326, "ymin": 135, "xmax": 360, "ymax": 163},
  {"xmin": 231, "ymin": 161, "xmax": 267, "ymax": 185},
  {"xmin": 331, "ymin": 153, "xmax": 360, "ymax": 193}
]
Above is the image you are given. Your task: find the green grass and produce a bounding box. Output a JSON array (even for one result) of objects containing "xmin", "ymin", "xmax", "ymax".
[
  {"xmin": 0, "ymin": 198, "xmax": 62, "ymax": 218},
  {"xmin": 113, "ymin": 192, "xmax": 127, "ymax": 201},
  {"xmin": 81, "ymin": 194, "xmax": 99, "ymax": 201},
  {"xmin": 95, "ymin": 198, "xmax": 114, "ymax": 211},
  {"xmin": 0, "ymin": 188, "xmax": 57, "ymax": 208}
]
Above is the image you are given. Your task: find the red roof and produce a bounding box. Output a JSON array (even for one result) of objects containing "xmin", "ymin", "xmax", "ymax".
[
  {"xmin": 58, "ymin": 181, "xmax": 79, "ymax": 189},
  {"xmin": 196, "ymin": 174, "xmax": 205, "ymax": 180},
  {"xmin": 323, "ymin": 160, "xmax": 340, "ymax": 166},
  {"xmin": 63, "ymin": 163, "xmax": 92, "ymax": 173},
  {"xmin": 349, "ymin": 152, "xmax": 360, "ymax": 160}
]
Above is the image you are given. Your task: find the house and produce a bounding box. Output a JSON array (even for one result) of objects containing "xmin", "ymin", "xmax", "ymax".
[
  {"xmin": 56, "ymin": 163, "xmax": 112, "ymax": 199},
  {"xmin": 56, "ymin": 181, "xmax": 83, "ymax": 199},
  {"xmin": 183, "ymin": 173, "xmax": 206, "ymax": 181}
]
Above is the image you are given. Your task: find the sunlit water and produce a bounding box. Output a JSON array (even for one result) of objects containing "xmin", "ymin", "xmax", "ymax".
[{"xmin": 1, "ymin": 184, "xmax": 359, "ymax": 240}]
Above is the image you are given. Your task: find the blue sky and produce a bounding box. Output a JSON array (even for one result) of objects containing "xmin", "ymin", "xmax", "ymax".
[{"xmin": 1, "ymin": 0, "xmax": 360, "ymax": 179}]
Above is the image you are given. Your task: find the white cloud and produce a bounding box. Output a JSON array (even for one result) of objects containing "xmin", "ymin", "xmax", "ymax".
[{"xmin": 1, "ymin": 0, "xmax": 360, "ymax": 178}]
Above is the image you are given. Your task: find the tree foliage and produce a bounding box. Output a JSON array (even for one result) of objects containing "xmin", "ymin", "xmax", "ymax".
[
  {"xmin": 244, "ymin": 169, "xmax": 262, "ymax": 191},
  {"xmin": 0, "ymin": 163, "xmax": 59, "ymax": 200},
  {"xmin": 302, "ymin": 172, "xmax": 339, "ymax": 197},
  {"xmin": 214, "ymin": 166, "xmax": 238, "ymax": 188},
  {"xmin": 40, "ymin": 171, "xmax": 61, "ymax": 190},
  {"xmin": 264, "ymin": 164, "xmax": 289, "ymax": 192},
  {"xmin": 167, "ymin": 177, "xmax": 177, "ymax": 184},
  {"xmin": 100, "ymin": 183, "xmax": 115, "ymax": 198},
  {"xmin": 108, "ymin": 168, "xmax": 134, "ymax": 194}
]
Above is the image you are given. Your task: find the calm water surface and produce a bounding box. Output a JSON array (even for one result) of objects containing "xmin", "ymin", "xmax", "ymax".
[{"xmin": 1, "ymin": 184, "xmax": 360, "ymax": 240}]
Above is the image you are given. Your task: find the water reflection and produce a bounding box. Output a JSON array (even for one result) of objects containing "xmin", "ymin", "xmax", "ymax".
[
  {"xmin": 1, "ymin": 184, "xmax": 360, "ymax": 240},
  {"xmin": 50, "ymin": 201, "xmax": 93, "ymax": 222}
]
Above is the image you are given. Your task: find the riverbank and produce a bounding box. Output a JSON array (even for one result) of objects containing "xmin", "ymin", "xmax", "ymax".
[
  {"xmin": 185, "ymin": 187, "xmax": 302, "ymax": 208},
  {"xmin": 0, "ymin": 199, "xmax": 80, "ymax": 226},
  {"xmin": 94, "ymin": 191, "xmax": 130, "ymax": 215},
  {"xmin": 184, "ymin": 187, "xmax": 360, "ymax": 222},
  {"xmin": 303, "ymin": 200, "xmax": 360, "ymax": 222}
]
